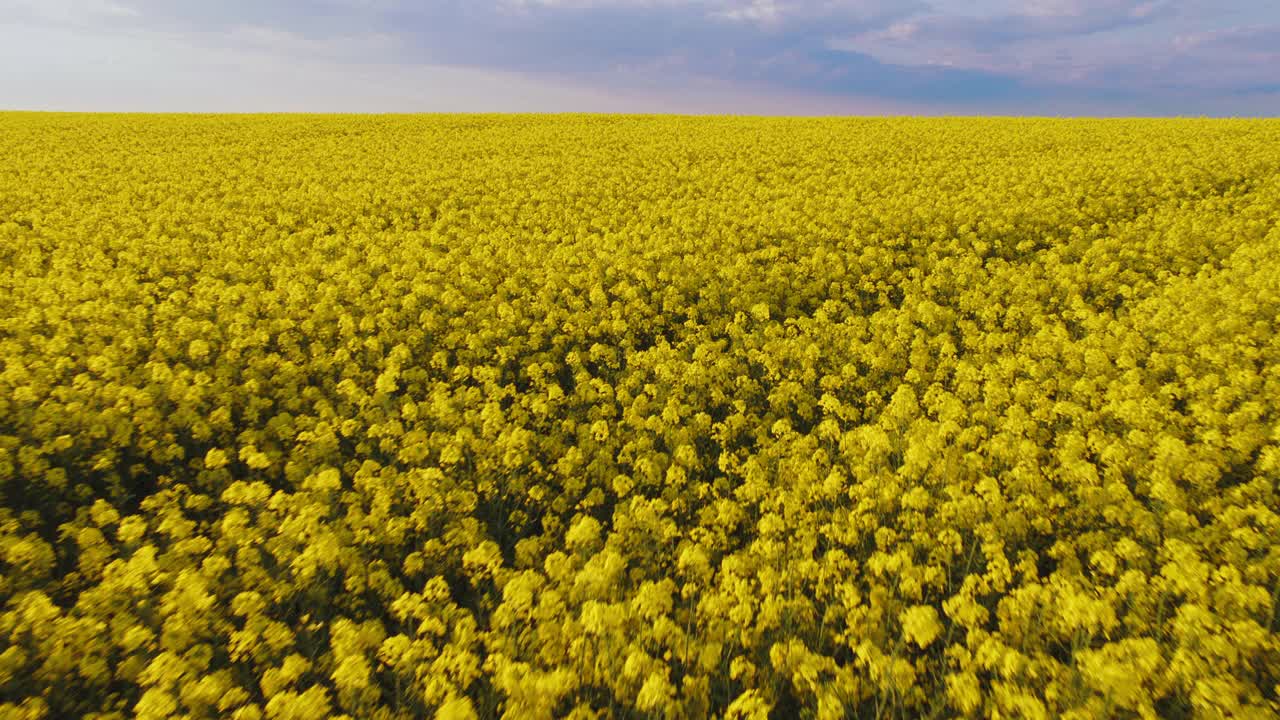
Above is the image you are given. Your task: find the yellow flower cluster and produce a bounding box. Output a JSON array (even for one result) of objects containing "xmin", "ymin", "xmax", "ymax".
[{"xmin": 2, "ymin": 113, "xmax": 1279, "ymax": 718}]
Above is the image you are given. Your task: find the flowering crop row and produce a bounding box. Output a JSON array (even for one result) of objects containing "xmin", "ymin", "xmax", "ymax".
[{"xmin": 1, "ymin": 113, "xmax": 1279, "ymax": 718}]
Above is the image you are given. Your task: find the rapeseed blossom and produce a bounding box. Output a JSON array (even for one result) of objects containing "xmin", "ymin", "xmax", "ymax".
[{"xmin": 1, "ymin": 113, "xmax": 1279, "ymax": 717}]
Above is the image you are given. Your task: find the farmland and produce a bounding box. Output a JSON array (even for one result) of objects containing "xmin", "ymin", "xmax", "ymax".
[{"xmin": 1, "ymin": 114, "xmax": 1279, "ymax": 718}]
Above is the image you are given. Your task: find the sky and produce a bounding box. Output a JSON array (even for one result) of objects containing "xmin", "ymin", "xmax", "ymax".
[{"xmin": 1, "ymin": 0, "xmax": 1278, "ymax": 115}]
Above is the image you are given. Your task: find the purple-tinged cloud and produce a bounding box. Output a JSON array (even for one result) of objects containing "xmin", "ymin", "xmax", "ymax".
[{"xmin": 1, "ymin": 0, "xmax": 1277, "ymax": 113}]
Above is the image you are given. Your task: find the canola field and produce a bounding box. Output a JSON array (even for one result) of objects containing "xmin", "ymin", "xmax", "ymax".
[{"xmin": 2, "ymin": 113, "xmax": 1280, "ymax": 719}]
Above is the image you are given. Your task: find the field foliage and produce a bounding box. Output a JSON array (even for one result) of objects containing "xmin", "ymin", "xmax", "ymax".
[{"xmin": 2, "ymin": 114, "xmax": 1280, "ymax": 718}]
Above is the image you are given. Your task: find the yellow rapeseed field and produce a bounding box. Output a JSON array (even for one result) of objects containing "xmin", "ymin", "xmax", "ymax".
[{"xmin": 1, "ymin": 113, "xmax": 1279, "ymax": 719}]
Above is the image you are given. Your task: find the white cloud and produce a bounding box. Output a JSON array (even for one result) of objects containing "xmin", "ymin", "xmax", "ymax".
[
  {"xmin": 831, "ymin": 0, "xmax": 1280, "ymax": 95},
  {"xmin": 0, "ymin": 19, "xmax": 923, "ymax": 113},
  {"xmin": 2, "ymin": 0, "xmax": 1277, "ymax": 113},
  {"xmin": 0, "ymin": 22, "xmax": 620, "ymax": 112},
  {"xmin": 1, "ymin": 0, "xmax": 138, "ymax": 24},
  {"xmin": 716, "ymin": 0, "xmax": 784, "ymax": 24}
]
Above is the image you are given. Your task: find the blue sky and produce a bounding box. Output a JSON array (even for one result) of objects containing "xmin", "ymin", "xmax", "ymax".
[{"xmin": 2, "ymin": 0, "xmax": 1277, "ymax": 114}]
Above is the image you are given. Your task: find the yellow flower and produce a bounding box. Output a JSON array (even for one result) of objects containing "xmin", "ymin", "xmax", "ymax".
[
  {"xmin": 204, "ymin": 448, "xmax": 230, "ymax": 469},
  {"xmin": 725, "ymin": 689, "xmax": 771, "ymax": 719},
  {"xmin": 436, "ymin": 696, "xmax": 478, "ymax": 720},
  {"xmin": 635, "ymin": 671, "xmax": 675, "ymax": 713},
  {"xmin": 564, "ymin": 516, "xmax": 603, "ymax": 552},
  {"xmin": 900, "ymin": 605, "xmax": 943, "ymax": 649}
]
